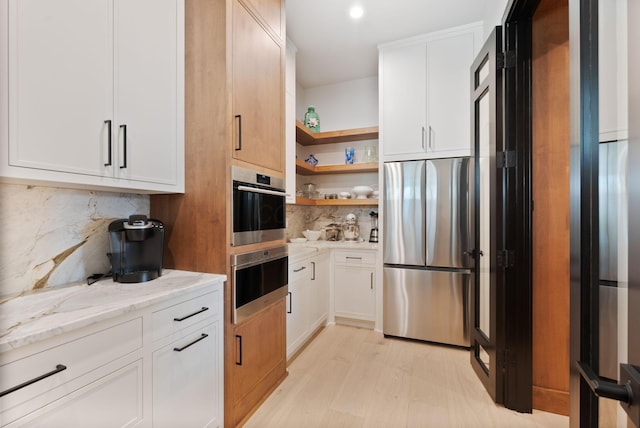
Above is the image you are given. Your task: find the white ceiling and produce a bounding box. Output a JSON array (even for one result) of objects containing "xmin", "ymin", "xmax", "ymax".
[{"xmin": 286, "ymin": 0, "xmax": 489, "ymax": 89}]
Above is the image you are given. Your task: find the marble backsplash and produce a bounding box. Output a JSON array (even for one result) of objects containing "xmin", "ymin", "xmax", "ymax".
[
  {"xmin": 286, "ymin": 204, "xmax": 378, "ymax": 242},
  {"xmin": 0, "ymin": 183, "xmax": 149, "ymax": 297}
]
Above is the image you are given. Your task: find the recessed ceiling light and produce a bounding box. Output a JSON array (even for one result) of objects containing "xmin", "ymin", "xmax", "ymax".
[{"xmin": 349, "ymin": 5, "xmax": 364, "ymax": 19}]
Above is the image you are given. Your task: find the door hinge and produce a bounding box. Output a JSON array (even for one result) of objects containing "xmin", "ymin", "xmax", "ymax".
[
  {"xmin": 496, "ymin": 151, "xmax": 516, "ymax": 168},
  {"xmin": 497, "ymin": 250, "xmax": 515, "ymax": 269},
  {"xmin": 497, "ymin": 50, "xmax": 516, "ymax": 69}
]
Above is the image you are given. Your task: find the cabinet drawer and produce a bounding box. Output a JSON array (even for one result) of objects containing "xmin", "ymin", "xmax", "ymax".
[
  {"xmin": 0, "ymin": 318, "xmax": 142, "ymax": 422},
  {"xmin": 333, "ymin": 250, "xmax": 376, "ymax": 266},
  {"xmin": 152, "ymin": 291, "xmax": 220, "ymax": 341},
  {"xmin": 289, "ymin": 260, "xmax": 310, "ymax": 283}
]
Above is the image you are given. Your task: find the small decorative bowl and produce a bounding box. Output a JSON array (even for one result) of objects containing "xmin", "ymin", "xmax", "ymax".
[
  {"xmin": 352, "ymin": 185, "xmax": 373, "ymax": 199},
  {"xmin": 302, "ymin": 230, "xmax": 322, "ymax": 241}
]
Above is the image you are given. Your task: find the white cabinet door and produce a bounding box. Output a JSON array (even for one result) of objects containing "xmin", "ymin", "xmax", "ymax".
[
  {"xmin": 3, "ymin": 0, "xmax": 184, "ymax": 193},
  {"xmin": 286, "ymin": 261, "xmax": 310, "ymax": 359},
  {"xmin": 153, "ymin": 321, "xmax": 221, "ymax": 428},
  {"xmin": 334, "ymin": 266, "xmax": 375, "ymax": 321},
  {"xmin": 426, "ymin": 32, "xmax": 476, "ymax": 156},
  {"xmin": 380, "ymin": 24, "xmax": 481, "ymax": 161},
  {"xmin": 598, "ymin": 0, "xmax": 627, "ymax": 142},
  {"xmin": 309, "ymin": 251, "xmax": 330, "ymax": 330},
  {"xmin": 115, "ymin": 0, "xmax": 182, "ymax": 186},
  {"xmin": 7, "ymin": 0, "xmax": 113, "ymax": 177},
  {"xmin": 380, "ymin": 41, "xmax": 427, "ymax": 158}
]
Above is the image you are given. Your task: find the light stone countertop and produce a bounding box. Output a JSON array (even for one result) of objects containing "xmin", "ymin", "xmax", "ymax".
[
  {"xmin": 0, "ymin": 270, "xmax": 226, "ymax": 354},
  {"xmin": 287, "ymin": 241, "xmax": 379, "ymax": 263}
]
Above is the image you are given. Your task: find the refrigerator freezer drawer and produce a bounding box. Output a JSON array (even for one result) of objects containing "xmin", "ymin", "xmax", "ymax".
[{"xmin": 383, "ymin": 267, "xmax": 470, "ymax": 347}]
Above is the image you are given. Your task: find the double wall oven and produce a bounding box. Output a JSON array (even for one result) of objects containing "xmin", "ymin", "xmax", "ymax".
[{"xmin": 231, "ymin": 166, "xmax": 288, "ymax": 323}]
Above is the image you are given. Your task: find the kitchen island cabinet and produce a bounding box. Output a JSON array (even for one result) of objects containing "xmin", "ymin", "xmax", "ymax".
[
  {"xmin": 0, "ymin": 271, "xmax": 225, "ymax": 428},
  {"xmin": 1, "ymin": 0, "xmax": 185, "ymax": 193},
  {"xmin": 379, "ymin": 22, "xmax": 482, "ymax": 161}
]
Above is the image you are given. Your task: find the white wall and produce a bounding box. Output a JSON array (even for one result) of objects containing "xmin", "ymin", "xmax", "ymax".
[
  {"xmin": 0, "ymin": 183, "xmax": 148, "ymax": 296},
  {"xmin": 297, "ymin": 76, "xmax": 378, "ymax": 131},
  {"xmin": 482, "ymin": 0, "xmax": 510, "ymax": 40}
]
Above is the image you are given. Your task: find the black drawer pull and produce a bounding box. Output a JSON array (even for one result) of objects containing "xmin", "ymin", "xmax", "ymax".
[
  {"xmin": 173, "ymin": 333, "xmax": 208, "ymax": 352},
  {"xmin": 174, "ymin": 306, "xmax": 209, "ymax": 322},
  {"xmin": 293, "ymin": 266, "xmax": 306, "ymax": 273},
  {"xmin": 0, "ymin": 364, "xmax": 67, "ymax": 398},
  {"xmin": 346, "ymin": 256, "xmax": 362, "ymax": 260},
  {"xmin": 236, "ymin": 335, "xmax": 243, "ymax": 365}
]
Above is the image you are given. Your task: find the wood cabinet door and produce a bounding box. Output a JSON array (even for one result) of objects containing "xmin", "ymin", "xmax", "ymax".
[
  {"xmin": 241, "ymin": 0, "xmax": 282, "ymax": 39},
  {"xmin": 231, "ymin": 300, "xmax": 286, "ymax": 406},
  {"xmin": 380, "ymin": 42, "xmax": 427, "ymax": 159},
  {"xmin": 115, "ymin": 0, "xmax": 183, "ymax": 187},
  {"xmin": 7, "ymin": 0, "xmax": 113, "ymax": 177},
  {"xmin": 232, "ymin": 0, "xmax": 283, "ymax": 173},
  {"xmin": 426, "ymin": 32, "xmax": 476, "ymax": 156}
]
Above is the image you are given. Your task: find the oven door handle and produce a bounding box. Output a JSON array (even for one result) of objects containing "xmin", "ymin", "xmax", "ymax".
[{"xmin": 237, "ymin": 185, "xmax": 287, "ymax": 197}]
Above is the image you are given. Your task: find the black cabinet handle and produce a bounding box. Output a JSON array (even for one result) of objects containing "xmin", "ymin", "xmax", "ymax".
[
  {"xmin": 370, "ymin": 272, "xmax": 374, "ymax": 290},
  {"xmin": 173, "ymin": 306, "xmax": 209, "ymax": 322},
  {"xmin": 311, "ymin": 262, "xmax": 316, "ymax": 280},
  {"xmin": 104, "ymin": 120, "xmax": 112, "ymax": 166},
  {"xmin": 173, "ymin": 333, "xmax": 208, "ymax": 352},
  {"xmin": 346, "ymin": 256, "xmax": 362, "ymax": 260},
  {"xmin": 235, "ymin": 335, "xmax": 243, "ymax": 365},
  {"xmin": 119, "ymin": 124, "xmax": 127, "ymax": 168},
  {"xmin": 293, "ymin": 266, "xmax": 306, "ymax": 273},
  {"xmin": 0, "ymin": 364, "xmax": 67, "ymax": 398},
  {"xmin": 287, "ymin": 291, "xmax": 292, "ymax": 314},
  {"xmin": 235, "ymin": 115, "xmax": 242, "ymax": 151}
]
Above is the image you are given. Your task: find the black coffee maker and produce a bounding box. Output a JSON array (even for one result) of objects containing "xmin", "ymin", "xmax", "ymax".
[{"xmin": 108, "ymin": 215, "xmax": 164, "ymax": 283}]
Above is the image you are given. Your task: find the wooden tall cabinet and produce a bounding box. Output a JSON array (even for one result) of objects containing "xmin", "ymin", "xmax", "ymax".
[{"xmin": 150, "ymin": 0, "xmax": 286, "ymax": 426}]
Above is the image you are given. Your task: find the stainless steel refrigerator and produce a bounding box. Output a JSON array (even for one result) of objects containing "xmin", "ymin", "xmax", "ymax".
[{"xmin": 383, "ymin": 158, "xmax": 472, "ymax": 347}]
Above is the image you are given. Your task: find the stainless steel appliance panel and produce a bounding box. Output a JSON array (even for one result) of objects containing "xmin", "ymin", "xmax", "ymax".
[
  {"xmin": 231, "ymin": 166, "xmax": 286, "ymax": 246},
  {"xmin": 383, "ymin": 161, "xmax": 426, "ymax": 266},
  {"xmin": 232, "ymin": 245, "xmax": 288, "ymax": 323},
  {"xmin": 383, "ymin": 266, "xmax": 470, "ymax": 347},
  {"xmin": 425, "ymin": 158, "xmax": 472, "ymax": 269},
  {"xmin": 598, "ymin": 140, "xmax": 628, "ymax": 380}
]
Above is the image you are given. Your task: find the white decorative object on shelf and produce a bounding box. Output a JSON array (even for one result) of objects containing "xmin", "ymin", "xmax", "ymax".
[{"xmin": 352, "ymin": 186, "xmax": 373, "ymax": 199}]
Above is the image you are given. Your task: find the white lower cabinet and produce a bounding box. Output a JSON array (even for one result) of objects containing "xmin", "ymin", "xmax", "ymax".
[
  {"xmin": 0, "ymin": 284, "xmax": 223, "ymax": 428},
  {"xmin": 286, "ymin": 251, "xmax": 330, "ymax": 360},
  {"xmin": 286, "ymin": 259, "xmax": 311, "ymax": 359},
  {"xmin": 153, "ymin": 321, "xmax": 221, "ymax": 428},
  {"xmin": 333, "ymin": 250, "xmax": 376, "ymax": 322}
]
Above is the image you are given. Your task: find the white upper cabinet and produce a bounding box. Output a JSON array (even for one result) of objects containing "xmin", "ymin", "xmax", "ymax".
[
  {"xmin": 1, "ymin": 0, "xmax": 184, "ymax": 193},
  {"xmin": 598, "ymin": 0, "xmax": 627, "ymax": 142},
  {"xmin": 379, "ymin": 23, "xmax": 482, "ymax": 161}
]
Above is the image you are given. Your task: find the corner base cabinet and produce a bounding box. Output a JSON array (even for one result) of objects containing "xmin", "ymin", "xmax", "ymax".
[{"xmin": 333, "ymin": 250, "xmax": 376, "ymax": 322}]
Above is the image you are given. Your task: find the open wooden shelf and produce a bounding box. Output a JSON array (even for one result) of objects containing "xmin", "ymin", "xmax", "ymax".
[
  {"xmin": 296, "ymin": 159, "xmax": 378, "ymax": 175},
  {"xmin": 296, "ymin": 120, "xmax": 379, "ymax": 146},
  {"xmin": 295, "ymin": 197, "xmax": 378, "ymax": 207}
]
